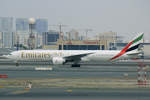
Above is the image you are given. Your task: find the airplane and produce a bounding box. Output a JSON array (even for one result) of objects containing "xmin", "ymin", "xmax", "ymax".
[{"xmin": 0, "ymin": 33, "xmax": 144, "ymax": 67}]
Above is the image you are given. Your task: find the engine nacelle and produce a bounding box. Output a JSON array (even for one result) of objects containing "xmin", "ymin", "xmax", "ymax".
[
  {"xmin": 52, "ymin": 57, "xmax": 65, "ymax": 65},
  {"xmin": 81, "ymin": 57, "xmax": 90, "ymax": 62}
]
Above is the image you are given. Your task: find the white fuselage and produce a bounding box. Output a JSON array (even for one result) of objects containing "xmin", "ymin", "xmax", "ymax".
[{"xmin": 7, "ymin": 50, "xmax": 129, "ymax": 64}]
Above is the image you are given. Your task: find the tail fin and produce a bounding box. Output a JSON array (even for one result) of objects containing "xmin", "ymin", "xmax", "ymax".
[
  {"xmin": 111, "ymin": 33, "xmax": 144, "ymax": 60},
  {"xmin": 126, "ymin": 33, "xmax": 144, "ymax": 52}
]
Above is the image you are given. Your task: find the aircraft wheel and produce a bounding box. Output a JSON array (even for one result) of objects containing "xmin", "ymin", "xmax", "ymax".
[
  {"xmin": 71, "ymin": 64, "xmax": 80, "ymax": 67},
  {"xmin": 16, "ymin": 63, "xmax": 19, "ymax": 66}
]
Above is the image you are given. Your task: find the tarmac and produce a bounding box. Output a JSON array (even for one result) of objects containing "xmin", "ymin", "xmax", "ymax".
[
  {"xmin": 0, "ymin": 64, "xmax": 150, "ymax": 99},
  {"xmin": 0, "ymin": 87, "xmax": 150, "ymax": 100}
]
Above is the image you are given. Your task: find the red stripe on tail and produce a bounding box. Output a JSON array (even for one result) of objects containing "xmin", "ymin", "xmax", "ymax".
[{"xmin": 110, "ymin": 41, "xmax": 133, "ymax": 60}]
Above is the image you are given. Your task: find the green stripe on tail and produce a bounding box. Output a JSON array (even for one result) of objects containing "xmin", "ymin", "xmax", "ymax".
[{"xmin": 132, "ymin": 34, "xmax": 144, "ymax": 44}]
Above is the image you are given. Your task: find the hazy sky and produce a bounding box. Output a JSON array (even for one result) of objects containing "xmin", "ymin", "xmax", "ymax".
[{"xmin": 0, "ymin": 0, "xmax": 150, "ymax": 40}]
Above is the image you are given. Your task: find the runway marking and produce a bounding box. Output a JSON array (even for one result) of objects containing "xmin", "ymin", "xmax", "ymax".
[
  {"xmin": 65, "ymin": 89, "xmax": 72, "ymax": 93},
  {"xmin": 11, "ymin": 90, "xmax": 29, "ymax": 95},
  {"xmin": 0, "ymin": 86, "xmax": 4, "ymax": 88},
  {"xmin": 24, "ymin": 87, "xmax": 31, "ymax": 91},
  {"xmin": 47, "ymin": 73, "xmax": 56, "ymax": 76}
]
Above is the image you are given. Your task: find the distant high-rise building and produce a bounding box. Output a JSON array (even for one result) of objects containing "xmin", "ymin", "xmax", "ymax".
[
  {"xmin": 0, "ymin": 17, "xmax": 13, "ymax": 32},
  {"xmin": 43, "ymin": 30, "xmax": 59, "ymax": 45},
  {"xmin": 15, "ymin": 18, "xmax": 29, "ymax": 48},
  {"xmin": 2, "ymin": 32, "xmax": 14, "ymax": 48},
  {"xmin": 0, "ymin": 32, "xmax": 14, "ymax": 48},
  {"xmin": 0, "ymin": 17, "xmax": 14, "ymax": 48},
  {"xmin": 16, "ymin": 18, "xmax": 29, "ymax": 32},
  {"xmin": 35, "ymin": 18, "xmax": 48, "ymax": 35}
]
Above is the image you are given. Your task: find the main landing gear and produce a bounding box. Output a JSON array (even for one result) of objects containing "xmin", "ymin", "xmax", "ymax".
[
  {"xmin": 71, "ymin": 64, "xmax": 80, "ymax": 67},
  {"xmin": 16, "ymin": 63, "xmax": 19, "ymax": 66}
]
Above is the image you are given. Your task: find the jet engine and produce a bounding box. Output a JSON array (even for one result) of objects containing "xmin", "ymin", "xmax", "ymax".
[{"xmin": 52, "ymin": 57, "xmax": 65, "ymax": 65}]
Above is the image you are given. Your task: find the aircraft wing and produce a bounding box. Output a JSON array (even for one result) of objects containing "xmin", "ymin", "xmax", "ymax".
[{"xmin": 63, "ymin": 52, "xmax": 93, "ymax": 63}]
